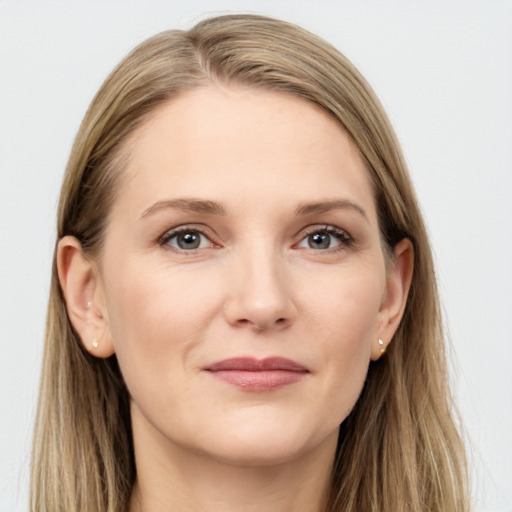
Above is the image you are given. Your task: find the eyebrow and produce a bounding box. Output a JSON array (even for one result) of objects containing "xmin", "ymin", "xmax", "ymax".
[
  {"xmin": 140, "ymin": 197, "xmax": 368, "ymax": 222},
  {"xmin": 141, "ymin": 198, "xmax": 226, "ymax": 218},
  {"xmin": 294, "ymin": 199, "xmax": 369, "ymax": 222}
]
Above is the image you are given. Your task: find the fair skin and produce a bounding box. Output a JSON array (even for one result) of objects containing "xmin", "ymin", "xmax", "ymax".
[{"xmin": 58, "ymin": 86, "xmax": 413, "ymax": 512}]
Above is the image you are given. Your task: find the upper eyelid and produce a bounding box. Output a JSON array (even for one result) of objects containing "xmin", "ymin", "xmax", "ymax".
[
  {"xmin": 158, "ymin": 224, "xmax": 217, "ymax": 245},
  {"xmin": 295, "ymin": 224, "xmax": 351, "ymax": 239}
]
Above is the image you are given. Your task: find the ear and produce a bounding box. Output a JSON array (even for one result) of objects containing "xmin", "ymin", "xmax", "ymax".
[
  {"xmin": 371, "ymin": 238, "xmax": 414, "ymax": 360},
  {"xmin": 57, "ymin": 236, "xmax": 115, "ymax": 358}
]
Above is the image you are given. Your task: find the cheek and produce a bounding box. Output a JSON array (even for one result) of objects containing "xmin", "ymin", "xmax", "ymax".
[
  {"xmin": 104, "ymin": 256, "xmax": 217, "ymax": 337},
  {"xmin": 305, "ymin": 268, "xmax": 384, "ymax": 417},
  {"xmin": 305, "ymin": 264, "xmax": 384, "ymax": 346},
  {"xmin": 101, "ymin": 258, "xmax": 223, "ymax": 394}
]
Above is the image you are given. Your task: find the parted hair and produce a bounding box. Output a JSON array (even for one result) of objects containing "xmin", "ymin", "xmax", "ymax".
[{"xmin": 31, "ymin": 14, "xmax": 469, "ymax": 512}]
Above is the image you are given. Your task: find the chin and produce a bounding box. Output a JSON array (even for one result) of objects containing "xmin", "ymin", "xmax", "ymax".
[
  {"xmin": 195, "ymin": 421, "xmax": 339, "ymax": 468},
  {"xmin": 206, "ymin": 442, "xmax": 312, "ymax": 468}
]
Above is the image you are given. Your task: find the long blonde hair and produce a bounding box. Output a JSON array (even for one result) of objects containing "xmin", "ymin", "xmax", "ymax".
[{"xmin": 31, "ymin": 14, "xmax": 469, "ymax": 512}]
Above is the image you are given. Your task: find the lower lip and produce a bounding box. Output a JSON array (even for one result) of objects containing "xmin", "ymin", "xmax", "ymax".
[{"xmin": 207, "ymin": 370, "xmax": 307, "ymax": 391}]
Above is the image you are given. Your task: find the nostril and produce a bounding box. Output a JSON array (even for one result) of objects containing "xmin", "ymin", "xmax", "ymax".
[
  {"xmin": 274, "ymin": 318, "xmax": 289, "ymax": 330},
  {"xmin": 234, "ymin": 317, "xmax": 288, "ymax": 330}
]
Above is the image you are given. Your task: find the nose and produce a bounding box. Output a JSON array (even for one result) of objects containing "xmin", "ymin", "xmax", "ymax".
[{"xmin": 223, "ymin": 248, "xmax": 296, "ymax": 332}]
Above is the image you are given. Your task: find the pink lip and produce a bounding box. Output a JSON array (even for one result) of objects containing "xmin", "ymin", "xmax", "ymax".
[{"xmin": 203, "ymin": 357, "xmax": 309, "ymax": 392}]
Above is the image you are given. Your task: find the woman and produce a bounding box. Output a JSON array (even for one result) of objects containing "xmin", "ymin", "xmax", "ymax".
[{"xmin": 31, "ymin": 14, "xmax": 469, "ymax": 512}]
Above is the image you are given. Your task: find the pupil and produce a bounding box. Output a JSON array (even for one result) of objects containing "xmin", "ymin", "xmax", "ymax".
[
  {"xmin": 309, "ymin": 232, "xmax": 330, "ymax": 249},
  {"xmin": 178, "ymin": 232, "xmax": 200, "ymax": 249}
]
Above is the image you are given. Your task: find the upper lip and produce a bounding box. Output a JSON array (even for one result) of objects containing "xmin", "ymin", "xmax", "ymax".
[{"xmin": 204, "ymin": 357, "xmax": 309, "ymax": 372}]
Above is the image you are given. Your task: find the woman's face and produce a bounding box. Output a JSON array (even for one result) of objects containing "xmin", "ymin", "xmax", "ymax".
[{"xmin": 95, "ymin": 86, "xmax": 397, "ymax": 466}]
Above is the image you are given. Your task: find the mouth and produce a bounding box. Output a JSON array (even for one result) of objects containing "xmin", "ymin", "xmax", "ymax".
[{"xmin": 202, "ymin": 357, "xmax": 309, "ymax": 392}]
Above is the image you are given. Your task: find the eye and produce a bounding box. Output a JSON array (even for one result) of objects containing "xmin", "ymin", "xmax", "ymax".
[
  {"xmin": 161, "ymin": 228, "xmax": 213, "ymax": 251},
  {"xmin": 296, "ymin": 226, "xmax": 352, "ymax": 251}
]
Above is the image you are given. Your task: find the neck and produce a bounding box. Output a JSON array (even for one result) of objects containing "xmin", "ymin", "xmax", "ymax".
[{"xmin": 129, "ymin": 415, "xmax": 337, "ymax": 512}]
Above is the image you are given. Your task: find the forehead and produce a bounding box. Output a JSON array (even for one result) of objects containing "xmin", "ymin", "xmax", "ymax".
[{"xmin": 116, "ymin": 85, "xmax": 376, "ymax": 220}]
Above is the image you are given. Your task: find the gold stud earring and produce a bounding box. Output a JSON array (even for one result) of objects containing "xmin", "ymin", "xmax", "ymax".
[{"xmin": 378, "ymin": 338, "xmax": 386, "ymax": 355}]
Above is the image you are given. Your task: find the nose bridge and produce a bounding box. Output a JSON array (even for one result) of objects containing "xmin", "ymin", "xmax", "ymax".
[{"xmin": 224, "ymin": 238, "xmax": 295, "ymax": 330}]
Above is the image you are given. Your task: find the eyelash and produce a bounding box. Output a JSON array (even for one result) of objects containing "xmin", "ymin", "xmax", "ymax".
[
  {"xmin": 158, "ymin": 225, "xmax": 217, "ymax": 252},
  {"xmin": 158, "ymin": 224, "xmax": 353, "ymax": 253},
  {"xmin": 296, "ymin": 225, "xmax": 353, "ymax": 252}
]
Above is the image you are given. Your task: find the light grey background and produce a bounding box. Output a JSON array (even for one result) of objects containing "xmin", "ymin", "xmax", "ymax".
[{"xmin": 1, "ymin": 1, "xmax": 511, "ymax": 511}]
